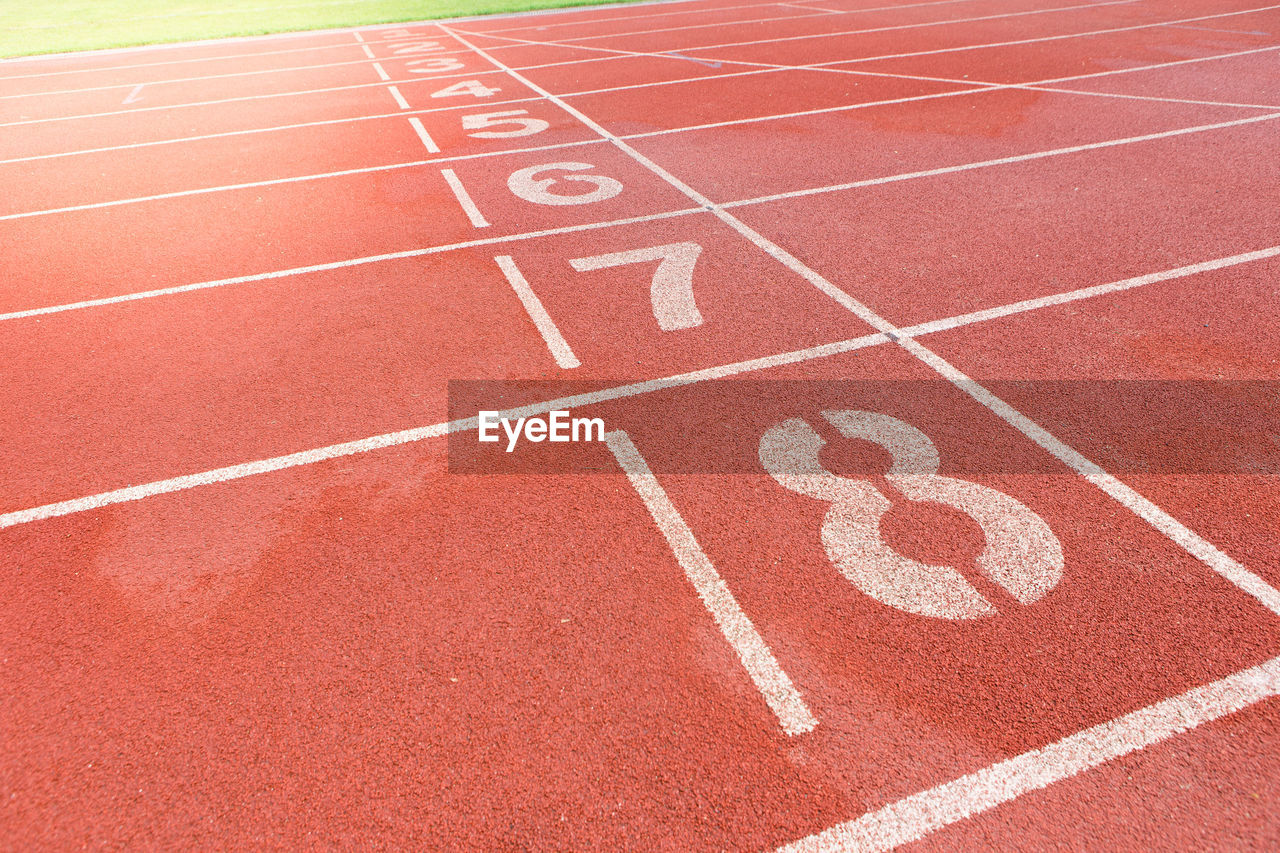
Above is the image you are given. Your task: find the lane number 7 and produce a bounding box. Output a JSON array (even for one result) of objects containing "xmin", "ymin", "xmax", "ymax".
[{"xmin": 569, "ymin": 242, "xmax": 704, "ymax": 331}]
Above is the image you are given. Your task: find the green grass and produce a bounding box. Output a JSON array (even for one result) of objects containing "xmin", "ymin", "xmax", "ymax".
[{"xmin": 0, "ymin": 0, "xmax": 650, "ymax": 58}]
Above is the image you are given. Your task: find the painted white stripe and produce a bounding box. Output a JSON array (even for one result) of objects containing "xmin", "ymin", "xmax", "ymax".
[
  {"xmin": 0, "ymin": 95, "xmax": 545, "ymax": 165},
  {"xmin": 0, "ymin": 68, "xmax": 508, "ymax": 129},
  {"xmin": 633, "ymin": 1, "xmax": 1275, "ymax": 62},
  {"xmin": 0, "ymin": 137, "xmax": 606, "ymax": 222},
  {"xmin": 360, "ymin": 42, "xmax": 376, "ymax": 59},
  {"xmin": 0, "ymin": 331, "xmax": 890, "ymax": 529},
  {"xmin": 0, "ymin": 0, "xmax": 699, "ymax": 77},
  {"xmin": 720, "ymin": 111, "xmax": 1280, "ymax": 207},
  {"xmin": 551, "ymin": 8, "xmax": 840, "ymax": 45},
  {"xmin": 387, "ymin": 83, "xmax": 410, "ymax": 108},
  {"xmin": 903, "ymin": 337, "xmax": 1280, "ymax": 618},
  {"xmin": 605, "ymin": 429, "xmax": 818, "ymax": 736},
  {"xmin": 372, "ymin": 61, "xmax": 391, "ymax": 81},
  {"xmin": 898, "ymin": 245, "xmax": 1280, "ymax": 340},
  {"xmin": 8, "ymin": 91, "xmax": 1274, "ymax": 225},
  {"xmin": 0, "ymin": 53, "xmax": 468, "ymax": 102},
  {"xmin": 0, "ymin": 206, "xmax": 701, "ymax": 323},
  {"xmin": 5, "ymin": 241, "xmax": 1278, "ymax": 529},
  {"xmin": 1, "ymin": 0, "xmax": 1235, "ymax": 127},
  {"xmin": 446, "ymin": 23, "xmax": 1280, "ymax": 617},
  {"xmin": 0, "ymin": 40, "xmax": 367, "ymax": 82},
  {"xmin": 494, "ymin": 254, "xmax": 580, "ymax": 368},
  {"xmin": 407, "ymin": 116, "xmax": 441, "ymax": 151},
  {"xmin": 777, "ymin": 654, "xmax": 1280, "ymax": 852},
  {"xmin": 440, "ymin": 167, "xmax": 490, "ymax": 227}
]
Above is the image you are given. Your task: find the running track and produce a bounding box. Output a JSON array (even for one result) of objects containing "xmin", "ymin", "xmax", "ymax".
[{"xmin": 2, "ymin": 0, "xmax": 1280, "ymax": 847}]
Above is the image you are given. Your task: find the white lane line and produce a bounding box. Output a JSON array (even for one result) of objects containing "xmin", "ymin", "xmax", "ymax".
[
  {"xmin": 0, "ymin": 137, "xmax": 606, "ymax": 223},
  {"xmin": 906, "ymin": 336, "xmax": 1280, "ymax": 617},
  {"xmin": 552, "ymin": 8, "xmax": 841, "ymax": 44},
  {"xmin": 898, "ymin": 245, "xmax": 1280, "ymax": 339},
  {"xmin": 0, "ymin": 0, "xmax": 1193, "ymax": 125},
  {"xmin": 644, "ymin": 0, "xmax": 1270, "ymax": 61},
  {"xmin": 353, "ymin": 31, "xmax": 376, "ymax": 60},
  {"xmin": 8, "ymin": 88, "xmax": 1275, "ymax": 224},
  {"xmin": 5, "ymin": 241, "xmax": 1279, "ymax": 530},
  {"xmin": 0, "ymin": 53, "xmax": 470, "ymax": 102},
  {"xmin": 605, "ymin": 429, "xmax": 817, "ymax": 736},
  {"xmin": 9, "ymin": 35, "xmax": 1272, "ymax": 169},
  {"xmin": 0, "ymin": 40, "xmax": 366, "ymax": 82},
  {"xmin": 0, "ymin": 331, "xmax": 889, "ymax": 530},
  {"xmin": 407, "ymin": 116, "xmax": 441, "ymax": 152},
  {"xmin": 373, "ymin": 62, "xmax": 391, "ymax": 81},
  {"xmin": 494, "ymin": 254, "xmax": 580, "ymax": 368},
  {"xmin": 0, "ymin": 206, "xmax": 700, "ymax": 323},
  {"xmin": 440, "ymin": 167, "xmax": 490, "ymax": 227},
  {"xmin": 445, "ymin": 23, "xmax": 1280, "ymax": 618},
  {"xmin": 122, "ymin": 83, "xmax": 144, "ymax": 104},
  {"xmin": 0, "ymin": 95, "xmax": 545, "ymax": 165},
  {"xmin": 0, "ymin": 68, "xmax": 509, "ymax": 129},
  {"xmin": 387, "ymin": 83, "xmax": 410, "ymax": 108},
  {"xmin": 719, "ymin": 111, "xmax": 1280, "ymax": 207},
  {"xmin": 464, "ymin": 0, "xmax": 1139, "ymax": 58},
  {"xmin": 778, "ymin": 654, "xmax": 1280, "ymax": 852}
]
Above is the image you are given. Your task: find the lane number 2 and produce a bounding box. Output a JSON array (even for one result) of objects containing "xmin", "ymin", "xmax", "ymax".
[{"xmin": 759, "ymin": 410, "xmax": 1063, "ymax": 620}]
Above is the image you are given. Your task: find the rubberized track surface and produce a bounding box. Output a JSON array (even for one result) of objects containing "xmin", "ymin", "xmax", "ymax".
[{"xmin": 3, "ymin": 0, "xmax": 1280, "ymax": 848}]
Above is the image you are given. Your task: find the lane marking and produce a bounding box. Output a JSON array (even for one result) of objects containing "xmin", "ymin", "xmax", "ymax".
[
  {"xmin": 0, "ymin": 0, "xmax": 1208, "ymax": 124},
  {"xmin": 0, "ymin": 331, "xmax": 890, "ymax": 530},
  {"xmin": 0, "ymin": 53, "xmax": 470, "ymax": 102},
  {"xmin": 606, "ymin": 429, "xmax": 817, "ymax": 735},
  {"xmin": 444, "ymin": 24, "xmax": 1280, "ymax": 619},
  {"xmin": 407, "ymin": 116, "xmax": 441, "ymax": 152},
  {"xmin": 0, "ymin": 68, "xmax": 510, "ymax": 129},
  {"xmin": 440, "ymin": 167, "xmax": 490, "ymax": 227},
  {"xmin": 9, "ymin": 39, "xmax": 1274, "ymax": 167},
  {"xmin": 0, "ymin": 137, "xmax": 607, "ymax": 222},
  {"xmin": 463, "ymin": 0, "xmax": 1140, "ymax": 58},
  {"xmin": 7, "ymin": 92, "xmax": 1277, "ymax": 224},
  {"xmin": 0, "ymin": 0, "xmax": 991, "ymax": 97},
  {"xmin": 661, "ymin": 51, "xmax": 723, "ymax": 67},
  {"xmin": 623, "ymin": 0, "xmax": 1270, "ymax": 61},
  {"xmin": 4, "ymin": 245, "xmax": 1276, "ymax": 537},
  {"xmin": 387, "ymin": 83, "xmax": 410, "ymax": 108},
  {"xmin": 719, "ymin": 111, "xmax": 1280, "ymax": 207},
  {"xmin": 898, "ymin": 245, "xmax": 1280, "ymax": 339},
  {"xmin": 495, "ymin": 254, "xmax": 580, "ymax": 368},
  {"xmin": 0, "ymin": 206, "xmax": 701, "ymax": 323},
  {"xmin": 122, "ymin": 83, "xmax": 144, "ymax": 104},
  {"xmin": 552, "ymin": 8, "xmax": 845, "ymax": 45},
  {"xmin": 0, "ymin": 96, "xmax": 547, "ymax": 165},
  {"xmin": 778, "ymin": 654, "xmax": 1280, "ymax": 852},
  {"xmin": 372, "ymin": 61, "xmax": 391, "ymax": 81}
]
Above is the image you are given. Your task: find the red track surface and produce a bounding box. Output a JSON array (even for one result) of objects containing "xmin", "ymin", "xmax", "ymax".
[{"xmin": 2, "ymin": 0, "xmax": 1279, "ymax": 848}]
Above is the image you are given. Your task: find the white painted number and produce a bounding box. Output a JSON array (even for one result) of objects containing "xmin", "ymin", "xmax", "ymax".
[
  {"xmin": 507, "ymin": 162, "xmax": 623, "ymax": 206},
  {"xmin": 463, "ymin": 109, "xmax": 550, "ymax": 138},
  {"xmin": 759, "ymin": 410, "xmax": 1063, "ymax": 620},
  {"xmin": 406, "ymin": 57, "xmax": 464, "ymax": 73},
  {"xmin": 431, "ymin": 80, "xmax": 501, "ymax": 99},
  {"xmin": 391, "ymin": 41, "xmax": 445, "ymax": 54},
  {"xmin": 569, "ymin": 243, "xmax": 704, "ymax": 331}
]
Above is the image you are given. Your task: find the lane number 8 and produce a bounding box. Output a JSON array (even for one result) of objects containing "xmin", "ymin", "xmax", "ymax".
[{"xmin": 759, "ymin": 410, "xmax": 1063, "ymax": 620}]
